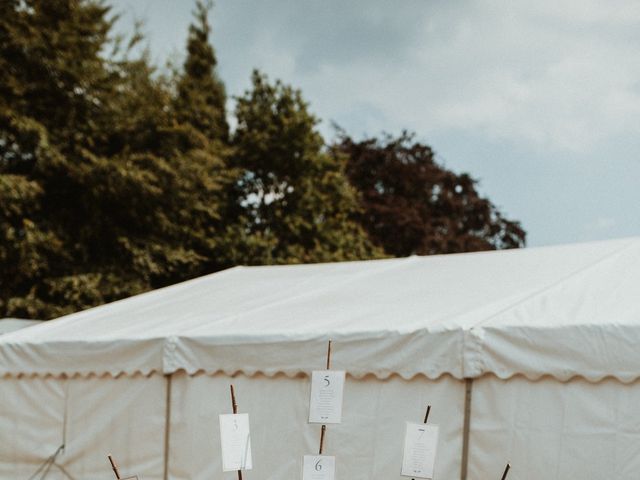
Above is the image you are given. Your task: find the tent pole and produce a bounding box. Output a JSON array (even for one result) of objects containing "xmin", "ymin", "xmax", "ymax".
[
  {"xmin": 163, "ymin": 373, "xmax": 173, "ymax": 480},
  {"xmin": 460, "ymin": 378, "xmax": 473, "ymax": 480}
]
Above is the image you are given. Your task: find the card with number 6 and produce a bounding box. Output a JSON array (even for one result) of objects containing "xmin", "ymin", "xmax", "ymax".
[{"xmin": 303, "ymin": 455, "xmax": 335, "ymax": 480}]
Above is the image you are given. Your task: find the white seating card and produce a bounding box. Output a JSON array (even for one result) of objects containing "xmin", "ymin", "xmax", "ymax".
[
  {"xmin": 308, "ymin": 370, "xmax": 345, "ymax": 424},
  {"xmin": 121, "ymin": 477, "xmax": 138, "ymax": 480},
  {"xmin": 219, "ymin": 413, "xmax": 253, "ymax": 471},
  {"xmin": 401, "ymin": 422, "xmax": 439, "ymax": 479},
  {"xmin": 302, "ymin": 455, "xmax": 336, "ymax": 480}
]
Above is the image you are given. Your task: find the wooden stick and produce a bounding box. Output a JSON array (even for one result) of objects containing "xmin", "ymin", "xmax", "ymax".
[
  {"xmin": 230, "ymin": 384, "xmax": 238, "ymax": 414},
  {"xmin": 423, "ymin": 405, "xmax": 431, "ymax": 424},
  {"xmin": 500, "ymin": 463, "xmax": 511, "ymax": 480},
  {"xmin": 229, "ymin": 385, "xmax": 242, "ymax": 480},
  {"xmin": 319, "ymin": 340, "xmax": 332, "ymax": 455},
  {"xmin": 318, "ymin": 425, "xmax": 327, "ymax": 455},
  {"xmin": 108, "ymin": 455, "xmax": 121, "ymax": 479}
]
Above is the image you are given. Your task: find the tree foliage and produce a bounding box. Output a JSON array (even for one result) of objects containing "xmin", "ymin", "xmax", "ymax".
[
  {"xmin": 229, "ymin": 71, "xmax": 382, "ymax": 264},
  {"xmin": 174, "ymin": 0, "xmax": 228, "ymax": 143},
  {"xmin": 336, "ymin": 132, "xmax": 526, "ymax": 256},
  {"xmin": 1, "ymin": 0, "xmax": 121, "ymax": 318},
  {"xmin": 0, "ymin": 0, "xmax": 230, "ymax": 319}
]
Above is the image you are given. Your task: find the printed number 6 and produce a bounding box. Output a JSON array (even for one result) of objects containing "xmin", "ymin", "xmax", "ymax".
[
  {"xmin": 315, "ymin": 459, "xmax": 323, "ymax": 471},
  {"xmin": 323, "ymin": 375, "xmax": 330, "ymax": 387}
]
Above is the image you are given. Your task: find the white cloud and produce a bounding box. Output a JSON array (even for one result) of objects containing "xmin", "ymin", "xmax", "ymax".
[{"xmin": 207, "ymin": 0, "xmax": 640, "ymax": 153}]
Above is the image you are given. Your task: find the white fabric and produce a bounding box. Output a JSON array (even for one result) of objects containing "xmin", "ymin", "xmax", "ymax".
[
  {"xmin": 1, "ymin": 237, "xmax": 639, "ymax": 381},
  {"xmin": 468, "ymin": 374, "xmax": 640, "ymax": 480},
  {"xmin": 61, "ymin": 373, "xmax": 166, "ymax": 478},
  {"xmin": 0, "ymin": 318, "xmax": 41, "ymax": 335},
  {"xmin": 0, "ymin": 376, "xmax": 65, "ymax": 478},
  {"xmin": 0, "ymin": 373, "xmax": 166, "ymax": 479},
  {"xmin": 168, "ymin": 372, "xmax": 463, "ymax": 480}
]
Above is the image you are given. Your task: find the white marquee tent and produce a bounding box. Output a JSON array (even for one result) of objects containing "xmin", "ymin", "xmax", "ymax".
[
  {"xmin": 1, "ymin": 237, "xmax": 640, "ymax": 480},
  {"xmin": 0, "ymin": 319, "xmax": 41, "ymax": 335}
]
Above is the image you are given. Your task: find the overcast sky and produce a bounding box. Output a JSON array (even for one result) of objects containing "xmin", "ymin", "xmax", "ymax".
[{"xmin": 110, "ymin": 0, "xmax": 640, "ymax": 247}]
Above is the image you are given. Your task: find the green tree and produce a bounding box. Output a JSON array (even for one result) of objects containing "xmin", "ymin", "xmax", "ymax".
[
  {"xmin": 230, "ymin": 71, "xmax": 382, "ymax": 264},
  {"xmin": 0, "ymin": 0, "xmax": 121, "ymax": 318},
  {"xmin": 0, "ymin": 0, "xmax": 232, "ymax": 319},
  {"xmin": 335, "ymin": 132, "xmax": 526, "ymax": 256},
  {"xmin": 174, "ymin": 0, "xmax": 228, "ymax": 143},
  {"xmin": 167, "ymin": 0, "xmax": 236, "ymax": 273}
]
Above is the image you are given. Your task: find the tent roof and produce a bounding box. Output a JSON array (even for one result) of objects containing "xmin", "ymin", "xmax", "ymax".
[
  {"xmin": 0, "ymin": 319, "xmax": 42, "ymax": 335},
  {"xmin": 1, "ymin": 237, "xmax": 639, "ymax": 382}
]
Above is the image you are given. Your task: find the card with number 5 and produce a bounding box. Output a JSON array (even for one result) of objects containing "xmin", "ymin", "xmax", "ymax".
[{"xmin": 308, "ymin": 370, "xmax": 345, "ymax": 424}]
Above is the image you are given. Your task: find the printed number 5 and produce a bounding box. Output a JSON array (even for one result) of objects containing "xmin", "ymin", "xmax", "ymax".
[
  {"xmin": 315, "ymin": 459, "xmax": 323, "ymax": 471},
  {"xmin": 323, "ymin": 375, "xmax": 330, "ymax": 387}
]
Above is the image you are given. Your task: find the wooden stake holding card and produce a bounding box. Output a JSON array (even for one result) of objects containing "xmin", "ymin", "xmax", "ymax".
[
  {"xmin": 219, "ymin": 385, "xmax": 252, "ymax": 479},
  {"xmin": 423, "ymin": 406, "xmax": 431, "ymax": 424},
  {"xmin": 231, "ymin": 385, "xmax": 242, "ymax": 480},
  {"xmin": 410, "ymin": 406, "xmax": 431, "ymax": 480},
  {"xmin": 107, "ymin": 455, "xmax": 138, "ymax": 480},
  {"xmin": 318, "ymin": 425, "xmax": 326, "ymax": 455},
  {"xmin": 108, "ymin": 455, "xmax": 121, "ymax": 479},
  {"xmin": 500, "ymin": 463, "xmax": 511, "ymax": 480},
  {"xmin": 303, "ymin": 341, "xmax": 339, "ymax": 480},
  {"xmin": 319, "ymin": 340, "xmax": 330, "ymax": 453},
  {"xmin": 401, "ymin": 405, "xmax": 439, "ymax": 480},
  {"xmin": 310, "ymin": 342, "xmax": 345, "ymax": 436},
  {"xmin": 309, "ymin": 341, "xmax": 345, "ymax": 423}
]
